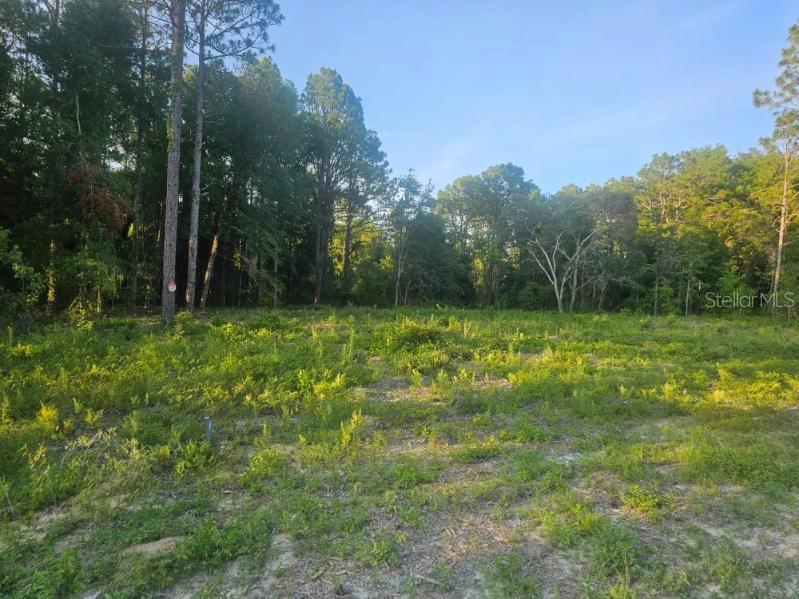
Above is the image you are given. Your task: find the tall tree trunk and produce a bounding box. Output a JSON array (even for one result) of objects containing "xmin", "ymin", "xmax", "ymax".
[
  {"xmin": 131, "ymin": 3, "xmax": 148, "ymax": 311},
  {"xmin": 150, "ymin": 196, "xmax": 165, "ymax": 309},
  {"xmin": 484, "ymin": 262, "xmax": 493, "ymax": 307},
  {"xmin": 272, "ymin": 243, "xmax": 279, "ymax": 308},
  {"xmin": 221, "ymin": 247, "xmax": 227, "ymax": 306},
  {"xmin": 45, "ymin": 0, "xmax": 61, "ymax": 28},
  {"xmin": 493, "ymin": 263, "xmax": 501, "ymax": 307},
  {"xmin": 653, "ymin": 275, "xmax": 659, "ymax": 316},
  {"xmin": 569, "ymin": 265, "xmax": 578, "ymax": 314},
  {"xmin": 185, "ymin": 20, "xmax": 206, "ymax": 311},
  {"xmin": 772, "ymin": 153, "xmax": 790, "ymax": 299},
  {"xmin": 161, "ymin": 0, "xmax": 186, "ymax": 326},
  {"xmin": 342, "ymin": 199, "xmax": 354, "ymax": 300},
  {"xmin": 200, "ymin": 228, "xmax": 220, "ymax": 309},
  {"xmin": 237, "ymin": 238, "xmax": 243, "ymax": 307},
  {"xmin": 314, "ymin": 221, "xmax": 324, "ymax": 304},
  {"xmin": 684, "ymin": 263, "xmax": 692, "ymax": 317},
  {"xmin": 313, "ymin": 190, "xmax": 327, "ymax": 304},
  {"xmin": 394, "ymin": 236, "xmax": 404, "ymax": 308},
  {"xmin": 46, "ymin": 238, "xmax": 57, "ymax": 313},
  {"xmin": 200, "ymin": 202, "xmax": 227, "ymax": 309},
  {"xmin": 45, "ymin": 0, "xmax": 61, "ymax": 316},
  {"xmin": 394, "ymin": 268, "xmax": 401, "ymax": 307}
]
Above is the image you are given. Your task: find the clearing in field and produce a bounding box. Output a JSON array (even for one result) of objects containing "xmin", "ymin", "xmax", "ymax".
[{"xmin": 1, "ymin": 309, "xmax": 799, "ymax": 597}]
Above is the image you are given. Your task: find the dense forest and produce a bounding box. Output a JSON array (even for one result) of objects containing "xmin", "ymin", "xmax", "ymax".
[{"xmin": 1, "ymin": 1, "xmax": 797, "ymax": 326}]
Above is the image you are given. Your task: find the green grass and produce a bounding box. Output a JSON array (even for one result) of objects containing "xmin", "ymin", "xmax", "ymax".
[{"xmin": 1, "ymin": 308, "xmax": 798, "ymax": 596}]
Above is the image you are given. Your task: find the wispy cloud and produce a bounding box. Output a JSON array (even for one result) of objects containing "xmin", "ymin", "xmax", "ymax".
[
  {"xmin": 417, "ymin": 119, "xmax": 494, "ymax": 185},
  {"xmin": 533, "ymin": 74, "xmax": 753, "ymax": 150}
]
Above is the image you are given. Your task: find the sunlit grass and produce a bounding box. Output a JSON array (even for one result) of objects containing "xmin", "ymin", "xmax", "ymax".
[{"xmin": 1, "ymin": 308, "xmax": 798, "ymax": 596}]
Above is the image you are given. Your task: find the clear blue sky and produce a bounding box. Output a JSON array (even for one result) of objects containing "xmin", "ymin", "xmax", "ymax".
[{"xmin": 269, "ymin": 1, "xmax": 796, "ymax": 193}]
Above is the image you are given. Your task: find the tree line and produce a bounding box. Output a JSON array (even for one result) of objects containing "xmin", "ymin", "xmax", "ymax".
[{"xmin": 0, "ymin": 1, "xmax": 797, "ymax": 325}]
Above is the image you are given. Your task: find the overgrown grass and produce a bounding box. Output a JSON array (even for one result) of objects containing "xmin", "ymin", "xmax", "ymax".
[{"xmin": 1, "ymin": 308, "xmax": 798, "ymax": 596}]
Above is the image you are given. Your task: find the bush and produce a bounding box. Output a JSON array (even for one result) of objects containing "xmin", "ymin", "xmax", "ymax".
[
  {"xmin": 0, "ymin": 228, "xmax": 43, "ymax": 329},
  {"xmin": 383, "ymin": 318, "xmax": 443, "ymax": 350}
]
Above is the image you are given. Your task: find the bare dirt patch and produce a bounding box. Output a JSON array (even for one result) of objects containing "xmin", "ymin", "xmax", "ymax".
[
  {"xmin": 19, "ymin": 505, "xmax": 70, "ymax": 542},
  {"xmin": 123, "ymin": 535, "xmax": 183, "ymax": 556}
]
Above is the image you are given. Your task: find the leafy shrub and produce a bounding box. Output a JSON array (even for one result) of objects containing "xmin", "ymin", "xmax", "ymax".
[
  {"xmin": 247, "ymin": 311, "xmax": 285, "ymax": 331},
  {"xmin": 120, "ymin": 511, "xmax": 273, "ymax": 593},
  {"xmin": 383, "ymin": 318, "xmax": 443, "ymax": 350},
  {"xmin": 591, "ymin": 524, "xmax": 642, "ymax": 579},
  {"xmin": 512, "ymin": 450, "xmax": 569, "ymax": 492},
  {"xmin": 358, "ymin": 535, "xmax": 400, "ymax": 567},
  {"xmin": 173, "ymin": 440, "xmax": 213, "ymax": 479},
  {"xmin": 339, "ymin": 410, "xmax": 365, "ymax": 449},
  {"xmin": 388, "ymin": 460, "xmax": 438, "ymax": 489},
  {"xmin": 0, "ymin": 228, "xmax": 43, "ymax": 329},
  {"xmin": 24, "ymin": 548, "xmax": 82, "ymax": 598},
  {"xmin": 620, "ymin": 485, "xmax": 673, "ymax": 520},
  {"xmin": 452, "ymin": 437, "xmax": 501, "ymax": 463},
  {"xmin": 247, "ymin": 447, "xmax": 289, "ymax": 478}
]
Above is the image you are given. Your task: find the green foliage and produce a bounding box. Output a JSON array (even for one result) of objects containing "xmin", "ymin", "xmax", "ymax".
[
  {"xmin": 383, "ymin": 318, "xmax": 443, "ymax": 350},
  {"xmin": 23, "ymin": 548, "xmax": 82, "ymax": 599},
  {"xmin": 0, "ymin": 228, "xmax": 44, "ymax": 327},
  {"xmin": 388, "ymin": 459, "xmax": 438, "ymax": 489},
  {"xmin": 358, "ymin": 535, "xmax": 401, "ymax": 567},
  {"xmin": 247, "ymin": 447, "xmax": 289, "ymax": 478},
  {"xmin": 620, "ymin": 485, "xmax": 674, "ymax": 520},
  {"xmin": 1, "ymin": 1, "xmax": 799, "ymax": 595},
  {"xmin": 0, "ymin": 1, "xmax": 796, "ymax": 315},
  {"xmin": 172, "ymin": 439, "xmax": 213, "ymax": 480},
  {"xmin": 118, "ymin": 510, "xmax": 274, "ymax": 594},
  {"xmin": 452, "ymin": 437, "xmax": 501, "ymax": 463}
]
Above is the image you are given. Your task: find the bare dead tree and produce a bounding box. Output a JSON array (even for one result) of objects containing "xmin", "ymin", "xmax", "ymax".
[{"xmin": 528, "ymin": 230, "xmax": 596, "ymax": 314}]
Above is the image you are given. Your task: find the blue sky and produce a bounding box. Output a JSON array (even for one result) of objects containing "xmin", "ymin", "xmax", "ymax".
[{"xmin": 269, "ymin": 1, "xmax": 796, "ymax": 193}]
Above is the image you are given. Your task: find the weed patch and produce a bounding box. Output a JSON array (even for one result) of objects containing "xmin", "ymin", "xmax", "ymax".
[{"xmin": 1, "ymin": 309, "xmax": 798, "ymax": 595}]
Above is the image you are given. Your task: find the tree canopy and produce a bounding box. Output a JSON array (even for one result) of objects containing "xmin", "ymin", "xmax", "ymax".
[{"xmin": 0, "ymin": 2, "xmax": 797, "ymax": 324}]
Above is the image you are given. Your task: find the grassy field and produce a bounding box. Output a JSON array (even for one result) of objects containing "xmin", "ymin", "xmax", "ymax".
[{"xmin": 1, "ymin": 309, "xmax": 799, "ymax": 597}]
